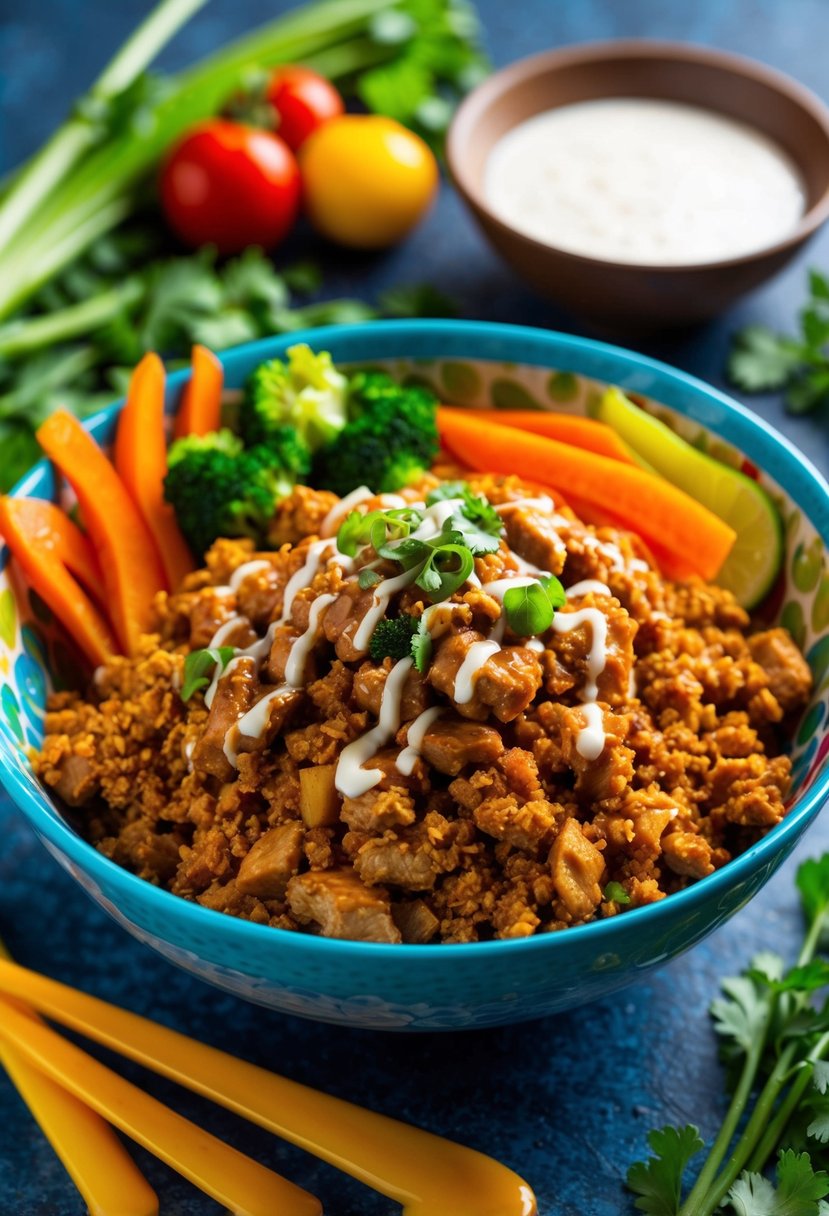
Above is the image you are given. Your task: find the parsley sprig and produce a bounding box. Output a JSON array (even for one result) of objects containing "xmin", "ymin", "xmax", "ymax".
[
  {"xmin": 728, "ymin": 270, "xmax": 829, "ymax": 414},
  {"xmin": 627, "ymin": 854, "xmax": 829, "ymax": 1216}
]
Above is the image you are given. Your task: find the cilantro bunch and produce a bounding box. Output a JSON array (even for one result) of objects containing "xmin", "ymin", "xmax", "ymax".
[
  {"xmin": 628, "ymin": 855, "xmax": 829, "ymax": 1215},
  {"xmin": 728, "ymin": 270, "xmax": 829, "ymax": 414}
]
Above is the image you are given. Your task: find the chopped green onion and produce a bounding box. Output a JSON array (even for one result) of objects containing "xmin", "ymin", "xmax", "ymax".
[{"xmin": 604, "ymin": 881, "xmax": 631, "ymax": 905}]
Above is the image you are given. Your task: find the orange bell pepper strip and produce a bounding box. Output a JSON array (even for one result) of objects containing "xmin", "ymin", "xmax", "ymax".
[
  {"xmin": 173, "ymin": 345, "xmax": 223, "ymax": 440},
  {"xmin": 114, "ymin": 353, "xmax": 194, "ymax": 592},
  {"xmin": 0, "ymin": 497, "xmax": 117, "ymax": 667},
  {"xmin": 437, "ymin": 410, "xmax": 736, "ymax": 582},
  {"xmin": 439, "ymin": 407, "xmax": 638, "ymax": 465},
  {"xmin": 36, "ymin": 410, "xmax": 166, "ymax": 656}
]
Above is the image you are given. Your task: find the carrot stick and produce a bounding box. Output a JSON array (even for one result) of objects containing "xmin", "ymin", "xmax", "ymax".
[
  {"xmin": 0, "ymin": 497, "xmax": 117, "ymax": 667},
  {"xmin": 438, "ymin": 410, "xmax": 736, "ymax": 581},
  {"xmin": 36, "ymin": 410, "xmax": 166, "ymax": 656},
  {"xmin": 173, "ymin": 345, "xmax": 223, "ymax": 440},
  {"xmin": 438, "ymin": 408, "xmax": 639, "ymax": 464},
  {"xmin": 114, "ymin": 353, "xmax": 194, "ymax": 592}
]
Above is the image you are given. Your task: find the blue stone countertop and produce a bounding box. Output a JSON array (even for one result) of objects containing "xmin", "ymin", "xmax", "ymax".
[{"xmin": 1, "ymin": 2, "xmax": 829, "ymax": 1213}]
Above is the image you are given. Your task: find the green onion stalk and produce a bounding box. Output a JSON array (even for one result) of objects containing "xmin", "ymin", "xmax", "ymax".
[{"xmin": 0, "ymin": 0, "xmax": 403, "ymax": 320}]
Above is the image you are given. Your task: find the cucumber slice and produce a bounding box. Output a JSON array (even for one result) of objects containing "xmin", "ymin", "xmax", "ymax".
[{"xmin": 597, "ymin": 387, "xmax": 783, "ymax": 608}]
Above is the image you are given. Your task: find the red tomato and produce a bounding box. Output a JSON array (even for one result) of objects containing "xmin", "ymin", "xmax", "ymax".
[
  {"xmin": 160, "ymin": 120, "xmax": 301, "ymax": 255},
  {"xmin": 266, "ymin": 66, "xmax": 344, "ymax": 151}
]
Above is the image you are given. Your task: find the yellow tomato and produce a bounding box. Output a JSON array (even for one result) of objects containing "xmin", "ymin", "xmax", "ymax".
[{"xmin": 299, "ymin": 115, "xmax": 438, "ymax": 248}]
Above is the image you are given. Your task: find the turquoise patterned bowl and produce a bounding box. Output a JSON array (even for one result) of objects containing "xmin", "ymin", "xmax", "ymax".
[{"xmin": 1, "ymin": 320, "xmax": 827, "ymax": 1030}]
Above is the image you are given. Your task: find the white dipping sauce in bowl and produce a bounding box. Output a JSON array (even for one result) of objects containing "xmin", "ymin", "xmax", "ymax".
[{"xmin": 484, "ymin": 98, "xmax": 806, "ymax": 265}]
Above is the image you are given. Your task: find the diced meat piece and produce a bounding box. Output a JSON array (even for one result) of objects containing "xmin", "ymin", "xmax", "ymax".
[
  {"xmin": 236, "ymin": 688, "xmax": 301, "ymax": 754},
  {"xmin": 428, "ymin": 630, "xmax": 490, "ymax": 721},
  {"xmin": 620, "ymin": 787, "xmax": 680, "ymax": 857},
  {"xmin": 548, "ymin": 596, "xmax": 636, "ymax": 706},
  {"xmin": 189, "ymin": 590, "xmax": 251, "ymax": 650},
  {"xmin": 474, "ymin": 796, "xmax": 559, "ymax": 853},
  {"xmin": 268, "ymin": 485, "xmax": 339, "ymax": 547},
  {"xmin": 353, "ymin": 662, "xmax": 430, "ymax": 721},
  {"xmin": 49, "ymin": 752, "xmax": 98, "ymax": 806},
  {"xmin": 341, "ymin": 786, "xmax": 416, "ymax": 833},
  {"xmin": 392, "ymin": 899, "xmax": 440, "ymax": 943},
  {"xmin": 420, "ymin": 719, "xmax": 504, "ymax": 776},
  {"xmin": 549, "ymin": 818, "xmax": 605, "ymax": 919},
  {"xmin": 429, "ymin": 631, "xmax": 543, "ymax": 723},
  {"xmin": 354, "ymin": 837, "xmax": 437, "ymax": 891},
  {"xmin": 322, "ymin": 583, "xmax": 378, "ymax": 662},
  {"xmin": 709, "ymin": 754, "xmax": 791, "ymax": 828},
  {"xmin": 174, "ymin": 827, "xmax": 233, "ymax": 893},
  {"xmin": 499, "ymin": 747, "xmax": 543, "ymax": 801},
  {"xmin": 661, "ymin": 830, "xmax": 715, "ymax": 879},
  {"xmin": 235, "ymin": 565, "xmax": 283, "ymax": 627},
  {"xmin": 503, "ymin": 506, "xmax": 567, "ymax": 574},
  {"xmin": 299, "ymin": 764, "xmax": 341, "ymax": 827},
  {"xmin": 192, "ymin": 658, "xmax": 258, "ymax": 781},
  {"xmin": 537, "ymin": 701, "xmax": 634, "ymax": 802},
  {"xmin": 236, "ymin": 821, "xmax": 304, "ymax": 899},
  {"xmin": 287, "ymin": 869, "xmax": 401, "ymax": 942},
  {"xmin": 748, "ymin": 628, "xmax": 813, "ymax": 712}
]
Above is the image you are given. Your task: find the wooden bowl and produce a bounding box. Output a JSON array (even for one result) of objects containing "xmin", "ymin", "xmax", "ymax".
[{"xmin": 447, "ymin": 40, "xmax": 829, "ymax": 329}]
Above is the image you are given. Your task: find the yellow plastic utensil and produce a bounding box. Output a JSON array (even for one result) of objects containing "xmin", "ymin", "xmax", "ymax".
[
  {"xmin": 0, "ymin": 996, "xmax": 321, "ymax": 1216},
  {"xmin": 0, "ymin": 940, "xmax": 158, "ymax": 1216},
  {"xmin": 0, "ymin": 957, "xmax": 536, "ymax": 1216}
]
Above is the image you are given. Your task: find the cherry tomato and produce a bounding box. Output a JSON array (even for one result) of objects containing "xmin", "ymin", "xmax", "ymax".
[
  {"xmin": 300, "ymin": 115, "xmax": 438, "ymax": 249},
  {"xmin": 160, "ymin": 120, "xmax": 301, "ymax": 255},
  {"xmin": 266, "ymin": 66, "xmax": 344, "ymax": 151}
]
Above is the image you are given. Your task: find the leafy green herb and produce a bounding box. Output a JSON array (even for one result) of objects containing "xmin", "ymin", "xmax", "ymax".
[
  {"xmin": 502, "ymin": 574, "xmax": 565, "ymax": 637},
  {"xmin": 424, "ymin": 481, "xmax": 504, "ymax": 556},
  {"xmin": 603, "ymin": 881, "xmax": 631, "ymax": 905},
  {"xmin": 369, "ymin": 615, "xmax": 418, "ymax": 663},
  {"xmin": 181, "ymin": 646, "xmax": 235, "ymax": 700},
  {"xmin": 626, "ymin": 854, "xmax": 829, "ymax": 1216},
  {"xmin": 410, "ymin": 614, "xmax": 433, "ymax": 674},
  {"xmin": 337, "ymin": 507, "xmax": 424, "ymax": 557},
  {"xmin": 727, "ymin": 270, "xmax": 829, "ymax": 413},
  {"xmin": 358, "ymin": 567, "xmax": 382, "ymax": 590}
]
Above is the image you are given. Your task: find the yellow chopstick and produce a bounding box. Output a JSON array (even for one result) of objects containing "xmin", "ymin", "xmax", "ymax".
[
  {"xmin": 0, "ymin": 940, "xmax": 158, "ymax": 1216},
  {"xmin": 0, "ymin": 957, "xmax": 536, "ymax": 1216},
  {"xmin": 0, "ymin": 998, "xmax": 321, "ymax": 1216}
]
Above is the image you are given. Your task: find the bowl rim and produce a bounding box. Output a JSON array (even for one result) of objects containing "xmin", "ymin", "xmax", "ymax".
[
  {"xmin": 446, "ymin": 38, "xmax": 829, "ymax": 275},
  {"xmin": 3, "ymin": 317, "xmax": 828, "ymax": 962}
]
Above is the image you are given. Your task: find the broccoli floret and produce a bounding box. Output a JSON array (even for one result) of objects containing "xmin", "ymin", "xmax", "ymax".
[
  {"xmin": 240, "ymin": 343, "xmax": 348, "ymax": 453},
  {"xmin": 369, "ymin": 615, "xmax": 418, "ymax": 663},
  {"xmin": 262, "ymin": 423, "xmax": 312, "ymax": 480},
  {"xmin": 164, "ymin": 429, "xmax": 294, "ymax": 556},
  {"xmin": 313, "ymin": 385, "xmax": 440, "ymax": 498}
]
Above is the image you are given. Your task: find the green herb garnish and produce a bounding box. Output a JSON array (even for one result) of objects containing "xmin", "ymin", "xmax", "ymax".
[
  {"xmin": 410, "ymin": 615, "xmax": 433, "ymax": 674},
  {"xmin": 603, "ymin": 882, "xmax": 631, "ymax": 905},
  {"xmin": 626, "ymin": 853, "xmax": 829, "ymax": 1215},
  {"xmin": 180, "ymin": 646, "xmax": 235, "ymax": 701},
  {"xmin": 502, "ymin": 574, "xmax": 565, "ymax": 637},
  {"xmin": 727, "ymin": 269, "xmax": 829, "ymax": 414}
]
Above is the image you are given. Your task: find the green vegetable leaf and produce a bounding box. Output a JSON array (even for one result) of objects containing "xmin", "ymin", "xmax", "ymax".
[
  {"xmin": 728, "ymin": 1150, "xmax": 829, "ymax": 1215},
  {"xmin": 626, "ymin": 1124, "xmax": 704, "ymax": 1215},
  {"xmin": 379, "ymin": 282, "xmax": 459, "ymax": 319},
  {"xmin": 604, "ymin": 881, "xmax": 631, "ymax": 905},
  {"xmin": 411, "ymin": 615, "xmax": 433, "ymax": 674},
  {"xmin": 711, "ymin": 969, "xmax": 776, "ymax": 1056},
  {"xmin": 181, "ymin": 647, "xmax": 235, "ymax": 701},
  {"xmin": 503, "ymin": 575, "xmax": 565, "ymax": 637},
  {"xmin": 727, "ymin": 326, "xmax": 804, "ymax": 393},
  {"xmin": 797, "ymin": 857, "xmax": 829, "ymax": 933},
  {"xmin": 358, "ymin": 568, "xmax": 381, "ymax": 590},
  {"xmin": 749, "ymin": 961, "xmax": 829, "ymax": 995},
  {"xmin": 415, "ymin": 540, "xmax": 474, "ymax": 600}
]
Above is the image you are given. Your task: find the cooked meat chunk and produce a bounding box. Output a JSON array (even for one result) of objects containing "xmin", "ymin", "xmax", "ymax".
[
  {"xmin": 420, "ymin": 719, "xmax": 504, "ymax": 776},
  {"xmin": 192, "ymin": 657, "xmax": 258, "ymax": 781},
  {"xmin": 429, "ymin": 630, "xmax": 542, "ymax": 723},
  {"xmin": 287, "ymin": 869, "xmax": 401, "ymax": 942},
  {"xmin": 354, "ymin": 837, "xmax": 437, "ymax": 891},
  {"xmin": 549, "ymin": 818, "xmax": 605, "ymax": 919},
  {"xmin": 237, "ymin": 822, "xmax": 304, "ymax": 899},
  {"xmin": 48, "ymin": 751, "xmax": 99, "ymax": 807},
  {"xmin": 748, "ymin": 628, "xmax": 813, "ymax": 712},
  {"xmin": 503, "ymin": 505, "xmax": 567, "ymax": 574}
]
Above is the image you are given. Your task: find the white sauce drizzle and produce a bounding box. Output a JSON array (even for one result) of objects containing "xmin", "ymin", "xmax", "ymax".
[
  {"xmin": 282, "ymin": 539, "xmax": 341, "ymax": 622},
  {"xmin": 453, "ymin": 639, "xmax": 501, "ymax": 704},
  {"xmin": 409, "ymin": 497, "xmax": 466, "ymax": 542},
  {"xmin": 335, "ymin": 658, "xmax": 413, "ymax": 797},
  {"xmin": 228, "ymin": 559, "xmax": 273, "ymax": 593},
  {"xmin": 204, "ymin": 655, "xmax": 244, "ymax": 710},
  {"xmin": 223, "ymin": 684, "xmax": 292, "ymax": 769},
  {"xmin": 575, "ymin": 702, "xmax": 606, "ymax": 761},
  {"xmin": 284, "ymin": 594, "xmax": 337, "ymax": 688},
  {"xmin": 396, "ymin": 706, "xmax": 444, "ymax": 777},
  {"xmin": 377, "ymin": 493, "xmax": 408, "ymax": 509},
  {"xmin": 208, "ymin": 616, "xmax": 249, "ymax": 648},
  {"xmin": 526, "ymin": 639, "xmax": 545, "ymax": 654},
  {"xmin": 566, "ymin": 580, "xmax": 612, "ymax": 599},
  {"xmin": 353, "ymin": 567, "xmax": 420, "ymax": 652},
  {"xmin": 320, "ymin": 486, "xmax": 373, "ymax": 537}
]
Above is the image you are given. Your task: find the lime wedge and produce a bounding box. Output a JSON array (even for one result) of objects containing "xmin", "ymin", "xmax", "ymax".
[{"xmin": 598, "ymin": 387, "xmax": 783, "ymax": 608}]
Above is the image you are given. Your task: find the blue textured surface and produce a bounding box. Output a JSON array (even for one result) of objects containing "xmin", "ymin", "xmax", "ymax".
[{"xmin": 1, "ymin": 2, "xmax": 829, "ymax": 1213}]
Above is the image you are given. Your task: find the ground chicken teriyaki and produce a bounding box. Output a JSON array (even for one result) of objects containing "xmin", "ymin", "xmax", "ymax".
[{"xmin": 35, "ymin": 474, "xmax": 812, "ymax": 944}]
